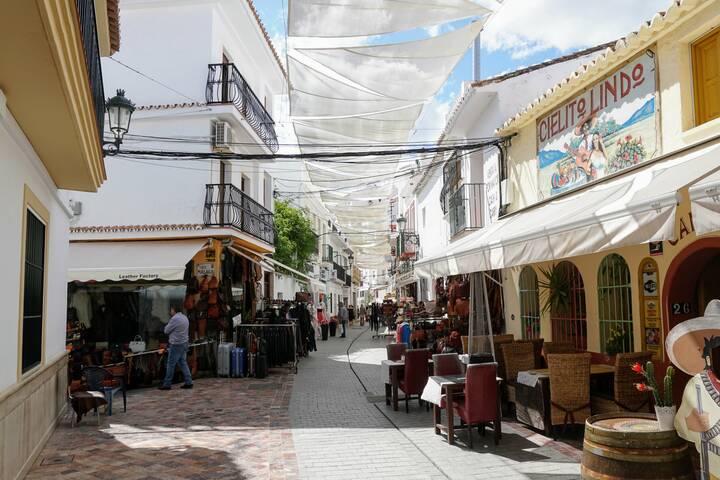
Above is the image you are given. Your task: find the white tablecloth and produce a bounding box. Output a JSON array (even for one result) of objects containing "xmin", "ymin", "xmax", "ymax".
[
  {"xmin": 380, "ymin": 359, "xmax": 401, "ymax": 384},
  {"xmin": 421, "ymin": 375, "xmax": 465, "ymax": 406}
]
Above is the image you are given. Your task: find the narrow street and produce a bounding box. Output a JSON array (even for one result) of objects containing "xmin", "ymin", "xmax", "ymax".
[{"xmin": 29, "ymin": 325, "xmax": 581, "ymax": 480}]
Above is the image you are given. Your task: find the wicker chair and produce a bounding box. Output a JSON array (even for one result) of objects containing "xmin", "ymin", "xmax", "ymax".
[
  {"xmin": 592, "ymin": 352, "xmax": 653, "ymax": 414},
  {"xmin": 518, "ymin": 338, "xmax": 545, "ymax": 368},
  {"xmin": 542, "ymin": 342, "xmax": 577, "ymax": 366},
  {"xmin": 501, "ymin": 342, "xmax": 535, "ymax": 406},
  {"xmin": 547, "ymin": 353, "xmax": 591, "ymax": 437},
  {"xmin": 492, "ymin": 334, "xmax": 515, "ymax": 380}
]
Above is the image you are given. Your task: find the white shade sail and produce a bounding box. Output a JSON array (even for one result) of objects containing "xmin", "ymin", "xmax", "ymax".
[
  {"xmin": 68, "ymin": 240, "xmax": 207, "ymax": 282},
  {"xmin": 288, "ymin": 0, "xmax": 497, "ymax": 38},
  {"xmin": 295, "ymin": 21, "xmax": 485, "ymax": 101},
  {"xmin": 288, "ymin": 2, "xmax": 497, "ymax": 268},
  {"xmin": 416, "ymin": 141, "xmax": 720, "ymax": 278}
]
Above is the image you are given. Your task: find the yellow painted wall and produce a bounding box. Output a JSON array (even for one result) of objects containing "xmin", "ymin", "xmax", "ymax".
[
  {"xmin": 503, "ymin": 3, "xmax": 720, "ymax": 216},
  {"xmin": 502, "ymin": 192, "xmax": 720, "ymax": 354},
  {"xmin": 498, "ymin": 4, "xmax": 720, "ymax": 353}
]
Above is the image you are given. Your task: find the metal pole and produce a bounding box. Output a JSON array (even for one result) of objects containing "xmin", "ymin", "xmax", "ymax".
[
  {"xmin": 696, "ymin": 383, "xmax": 710, "ymax": 480},
  {"xmin": 473, "ymin": 34, "xmax": 482, "ymax": 82}
]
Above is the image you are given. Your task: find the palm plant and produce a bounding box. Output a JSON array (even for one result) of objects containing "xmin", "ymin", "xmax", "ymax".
[{"xmin": 538, "ymin": 264, "xmax": 571, "ymax": 315}]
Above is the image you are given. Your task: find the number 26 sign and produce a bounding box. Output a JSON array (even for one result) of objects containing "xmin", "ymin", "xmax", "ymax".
[{"xmin": 671, "ymin": 302, "xmax": 692, "ymax": 315}]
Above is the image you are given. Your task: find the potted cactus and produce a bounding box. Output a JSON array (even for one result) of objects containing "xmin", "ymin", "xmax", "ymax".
[{"xmin": 632, "ymin": 361, "xmax": 675, "ymax": 430}]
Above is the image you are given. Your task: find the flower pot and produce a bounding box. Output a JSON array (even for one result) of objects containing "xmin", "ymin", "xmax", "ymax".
[{"xmin": 654, "ymin": 405, "xmax": 676, "ymax": 431}]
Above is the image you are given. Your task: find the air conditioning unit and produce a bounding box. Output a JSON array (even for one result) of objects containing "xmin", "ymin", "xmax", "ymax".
[
  {"xmin": 329, "ymin": 270, "xmax": 338, "ymax": 281},
  {"xmin": 213, "ymin": 121, "xmax": 233, "ymax": 152},
  {"xmin": 320, "ymin": 269, "xmax": 329, "ymax": 282}
]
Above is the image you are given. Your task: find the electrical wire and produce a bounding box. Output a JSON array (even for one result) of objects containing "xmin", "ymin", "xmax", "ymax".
[{"xmin": 109, "ymin": 58, "xmax": 202, "ymax": 104}]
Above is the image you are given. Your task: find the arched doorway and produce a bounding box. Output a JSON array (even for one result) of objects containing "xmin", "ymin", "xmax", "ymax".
[{"xmin": 663, "ymin": 237, "xmax": 720, "ymax": 402}]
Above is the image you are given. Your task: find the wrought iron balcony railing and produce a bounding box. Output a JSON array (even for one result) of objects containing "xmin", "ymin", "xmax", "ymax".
[
  {"xmin": 322, "ymin": 245, "xmax": 334, "ymax": 263},
  {"xmin": 333, "ymin": 262, "xmax": 346, "ymax": 283},
  {"xmin": 204, "ymin": 184, "xmax": 275, "ymax": 245},
  {"xmin": 75, "ymin": 0, "xmax": 105, "ymax": 145},
  {"xmin": 345, "ymin": 275, "xmax": 352, "ymax": 287},
  {"xmin": 448, "ymin": 183, "xmax": 485, "ymax": 238},
  {"xmin": 206, "ymin": 63, "xmax": 278, "ymax": 152}
]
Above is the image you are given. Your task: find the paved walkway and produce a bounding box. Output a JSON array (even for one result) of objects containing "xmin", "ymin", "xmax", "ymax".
[
  {"xmin": 27, "ymin": 376, "xmax": 298, "ymax": 480},
  {"xmin": 290, "ymin": 326, "xmax": 582, "ymax": 480},
  {"xmin": 28, "ymin": 326, "xmax": 582, "ymax": 480}
]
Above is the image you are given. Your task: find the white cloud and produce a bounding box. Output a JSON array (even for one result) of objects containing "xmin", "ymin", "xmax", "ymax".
[{"xmin": 482, "ymin": 0, "xmax": 670, "ymax": 58}]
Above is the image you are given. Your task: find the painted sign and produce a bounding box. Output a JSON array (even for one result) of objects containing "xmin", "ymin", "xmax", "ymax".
[
  {"xmin": 537, "ymin": 51, "xmax": 658, "ymax": 198},
  {"xmin": 639, "ymin": 257, "xmax": 663, "ymax": 360},
  {"xmin": 196, "ymin": 263, "xmax": 215, "ymax": 276}
]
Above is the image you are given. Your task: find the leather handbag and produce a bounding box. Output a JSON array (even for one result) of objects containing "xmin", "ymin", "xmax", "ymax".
[{"xmin": 129, "ymin": 335, "xmax": 146, "ymax": 353}]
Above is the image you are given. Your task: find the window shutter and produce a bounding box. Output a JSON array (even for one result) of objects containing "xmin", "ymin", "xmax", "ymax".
[{"xmin": 693, "ymin": 28, "xmax": 720, "ymax": 126}]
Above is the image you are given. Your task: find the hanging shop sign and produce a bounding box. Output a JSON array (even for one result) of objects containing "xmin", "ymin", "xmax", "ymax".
[
  {"xmin": 196, "ymin": 263, "xmax": 215, "ymax": 276},
  {"xmin": 537, "ymin": 50, "xmax": 658, "ymax": 198},
  {"xmin": 638, "ymin": 257, "xmax": 663, "ymax": 360}
]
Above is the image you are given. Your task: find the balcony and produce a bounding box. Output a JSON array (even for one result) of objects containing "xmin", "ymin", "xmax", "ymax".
[
  {"xmin": 322, "ymin": 245, "xmax": 334, "ymax": 264},
  {"xmin": 448, "ymin": 183, "xmax": 484, "ymax": 238},
  {"xmin": 206, "ymin": 63, "xmax": 279, "ymax": 152},
  {"xmin": 204, "ymin": 184, "xmax": 275, "ymax": 245},
  {"xmin": 345, "ymin": 275, "xmax": 352, "ymax": 287},
  {"xmin": 333, "ymin": 262, "xmax": 346, "ymax": 284},
  {"xmin": 76, "ymin": 0, "xmax": 105, "ymax": 145}
]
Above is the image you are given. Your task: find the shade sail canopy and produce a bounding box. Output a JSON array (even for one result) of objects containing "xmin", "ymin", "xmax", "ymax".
[
  {"xmin": 294, "ymin": 22, "xmax": 485, "ymax": 102},
  {"xmin": 68, "ymin": 240, "xmax": 207, "ymax": 282},
  {"xmin": 416, "ymin": 141, "xmax": 720, "ymax": 278},
  {"xmin": 288, "ymin": 0, "xmax": 497, "ymax": 38}
]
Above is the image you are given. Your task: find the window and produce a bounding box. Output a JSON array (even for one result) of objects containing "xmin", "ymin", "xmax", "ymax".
[
  {"xmin": 263, "ymin": 173, "xmax": 273, "ymax": 208},
  {"xmin": 21, "ymin": 208, "xmax": 46, "ymax": 373},
  {"xmin": 549, "ymin": 261, "xmax": 587, "ymax": 350},
  {"xmin": 692, "ymin": 27, "xmax": 720, "ymax": 126},
  {"xmin": 519, "ymin": 267, "xmax": 540, "ymax": 339},
  {"xmin": 598, "ymin": 254, "xmax": 633, "ymax": 355},
  {"xmin": 241, "ymin": 174, "xmax": 250, "ymax": 195}
]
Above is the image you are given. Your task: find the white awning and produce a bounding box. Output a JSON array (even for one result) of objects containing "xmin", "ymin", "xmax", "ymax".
[
  {"xmin": 68, "ymin": 240, "xmax": 207, "ymax": 282},
  {"xmin": 689, "ymin": 161, "xmax": 720, "ymax": 236},
  {"xmin": 416, "ymin": 141, "xmax": 720, "ymax": 278},
  {"xmin": 262, "ymin": 255, "xmax": 313, "ymax": 283}
]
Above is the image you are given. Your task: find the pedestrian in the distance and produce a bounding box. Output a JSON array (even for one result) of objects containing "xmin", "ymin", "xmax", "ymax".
[
  {"xmin": 339, "ymin": 302, "xmax": 349, "ymax": 338},
  {"xmin": 159, "ymin": 303, "xmax": 193, "ymax": 390},
  {"xmin": 359, "ymin": 304, "xmax": 366, "ymax": 326}
]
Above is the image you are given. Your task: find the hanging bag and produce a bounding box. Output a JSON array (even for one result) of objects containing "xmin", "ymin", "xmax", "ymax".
[{"xmin": 129, "ymin": 335, "xmax": 146, "ymax": 353}]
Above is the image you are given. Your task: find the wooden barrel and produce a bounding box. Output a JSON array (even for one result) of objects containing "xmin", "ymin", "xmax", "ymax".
[{"xmin": 581, "ymin": 412, "xmax": 694, "ymax": 480}]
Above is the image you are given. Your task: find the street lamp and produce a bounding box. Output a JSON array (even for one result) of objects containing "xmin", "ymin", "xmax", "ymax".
[
  {"xmin": 104, "ymin": 89, "xmax": 135, "ymax": 155},
  {"xmin": 396, "ymin": 215, "xmax": 407, "ymax": 232}
]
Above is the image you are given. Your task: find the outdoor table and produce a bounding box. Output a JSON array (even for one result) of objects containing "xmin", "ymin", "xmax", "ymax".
[
  {"xmin": 383, "ymin": 358, "xmax": 434, "ymax": 411},
  {"xmin": 515, "ymin": 363, "xmax": 615, "ymax": 436},
  {"xmin": 421, "ymin": 374, "xmax": 502, "ymax": 445}
]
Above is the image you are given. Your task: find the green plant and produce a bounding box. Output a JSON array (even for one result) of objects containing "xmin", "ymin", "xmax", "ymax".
[
  {"xmin": 273, "ymin": 200, "xmax": 318, "ymax": 272},
  {"xmin": 605, "ymin": 324, "xmax": 631, "ymax": 356},
  {"xmin": 633, "ymin": 361, "xmax": 675, "ymax": 407},
  {"xmin": 538, "ymin": 264, "xmax": 571, "ymax": 315}
]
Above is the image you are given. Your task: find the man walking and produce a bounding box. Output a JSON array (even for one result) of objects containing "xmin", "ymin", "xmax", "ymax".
[
  {"xmin": 339, "ymin": 302, "xmax": 349, "ymax": 338},
  {"xmin": 160, "ymin": 303, "xmax": 193, "ymax": 390}
]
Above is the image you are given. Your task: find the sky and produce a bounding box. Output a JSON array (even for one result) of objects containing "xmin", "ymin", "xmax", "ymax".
[{"xmin": 255, "ymin": 0, "xmax": 671, "ymax": 143}]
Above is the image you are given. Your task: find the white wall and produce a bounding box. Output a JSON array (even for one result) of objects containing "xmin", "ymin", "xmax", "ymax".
[{"xmin": 0, "ymin": 96, "xmax": 70, "ymax": 392}]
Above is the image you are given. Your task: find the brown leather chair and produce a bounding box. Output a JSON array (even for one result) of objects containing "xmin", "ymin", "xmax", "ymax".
[
  {"xmin": 452, "ymin": 363, "xmax": 501, "ymax": 447},
  {"xmin": 399, "ymin": 349, "xmax": 431, "ymax": 413}
]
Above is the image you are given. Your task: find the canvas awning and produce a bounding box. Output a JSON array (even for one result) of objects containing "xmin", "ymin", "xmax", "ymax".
[
  {"xmin": 262, "ymin": 255, "xmax": 313, "ymax": 283},
  {"xmin": 68, "ymin": 240, "xmax": 207, "ymax": 282},
  {"xmin": 416, "ymin": 141, "xmax": 720, "ymax": 278},
  {"xmin": 689, "ymin": 158, "xmax": 720, "ymax": 236}
]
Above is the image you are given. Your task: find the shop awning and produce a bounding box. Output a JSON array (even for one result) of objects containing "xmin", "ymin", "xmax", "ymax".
[
  {"xmin": 262, "ymin": 255, "xmax": 313, "ymax": 283},
  {"xmin": 690, "ymin": 163, "xmax": 720, "ymax": 236},
  {"xmin": 68, "ymin": 240, "xmax": 207, "ymax": 282},
  {"xmin": 416, "ymin": 141, "xmax": 720, "ymax": 278}
]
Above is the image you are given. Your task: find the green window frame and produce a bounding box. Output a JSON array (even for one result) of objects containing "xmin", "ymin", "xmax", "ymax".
[
  {"xmin": 598, "ymin": 253, "xmax": 634, "ymax": 355},
  {"xmin": 519, "ymin": 267, "xmax": 540, "ymax": 339}
]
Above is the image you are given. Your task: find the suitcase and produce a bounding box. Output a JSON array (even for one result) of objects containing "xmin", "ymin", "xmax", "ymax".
[
  {"xmin": 255, "ymin": 354, "xmax": 268, "ymax": 379},
  {"xmin": 217, "ymin": 342, "xmax": 234, "ymax": 377},
  {"xmin": 231, "ymin": 347, "xmax": 246, "ymax": 378},
  {"xmin": 248, "ymin": 352, "xmax": 256, "ymax": 377}
]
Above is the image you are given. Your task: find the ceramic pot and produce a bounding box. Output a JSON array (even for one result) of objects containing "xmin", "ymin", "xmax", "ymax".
[{"xmin": 655, "ymin": 405, "xmax": 677, "ymax": 431}]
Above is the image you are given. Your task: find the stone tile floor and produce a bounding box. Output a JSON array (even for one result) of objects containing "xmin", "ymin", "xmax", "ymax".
[
  {"xmin": 27, "ymin": 375, "xmax": 297, "ymax": 480},
  {"xmin": 28, "ymin": 325, "xmax": 583, "ymax": 480}
]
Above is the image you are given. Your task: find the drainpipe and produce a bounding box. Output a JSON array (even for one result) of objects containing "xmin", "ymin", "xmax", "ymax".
[{"xmin": 473, "ymin": 34, "xmax": 481, "ymax": 81}]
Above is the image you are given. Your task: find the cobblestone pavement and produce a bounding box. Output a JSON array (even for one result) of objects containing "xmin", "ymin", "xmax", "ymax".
[
  {"xmin": 290, "ymin": 325, "xmax": 582, "ymax": 480},
  {"xmin": 27, "ymin": 376, "xmax": 298, "ymax": 480}
]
